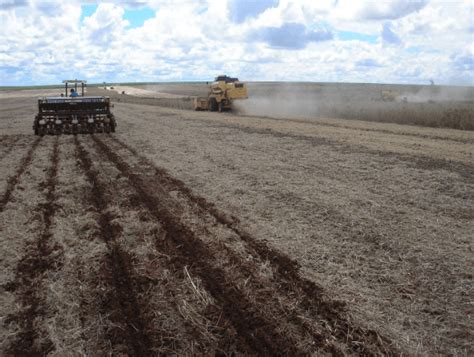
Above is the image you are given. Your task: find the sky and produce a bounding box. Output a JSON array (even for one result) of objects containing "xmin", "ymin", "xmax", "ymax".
[{"xmin": 0, "ymin": 0, "xmax": 473, "ymax": 86}]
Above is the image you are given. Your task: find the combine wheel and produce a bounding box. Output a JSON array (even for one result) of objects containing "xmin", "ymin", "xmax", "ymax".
[{"xmin": 209, "ymin": 97, "xmax": 218, "ymax": 112}]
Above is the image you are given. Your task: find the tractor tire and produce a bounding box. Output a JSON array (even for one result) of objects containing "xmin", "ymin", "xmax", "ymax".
[
  {"xmin": 209, "ymin": 97, "xmax": 218, "ymax": 112},
  {"xmin": 110, "ymin": 118, "xmax": 116, "ymax": 132}
]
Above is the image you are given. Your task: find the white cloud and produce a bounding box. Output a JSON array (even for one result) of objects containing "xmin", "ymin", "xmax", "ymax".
[
  {"xmin": 347, "ymin": 0, "xmax": 428, "ymax": 20},
  {"xmin": 0, "ymin": 0, "xmax": 472, "ymax": 85},
  {"xmin": 83, "ymin": 4, "xmax": 129, "ymax": 45}
]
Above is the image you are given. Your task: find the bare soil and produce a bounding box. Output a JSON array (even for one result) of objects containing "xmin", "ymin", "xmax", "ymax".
[{"xmin": 0, "ymin": 86, "xmax": 473, "ymax": 356}]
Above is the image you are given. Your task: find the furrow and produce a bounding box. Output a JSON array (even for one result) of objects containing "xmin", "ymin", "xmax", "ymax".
[
  {"xmin": 0, "ymin": 136, "xmax": 42, "ymax": 212},
  {"xmin": 4, "ymin": 136, "xmax": 63, "ymax": 356},
  {"xmin": 109, "ymin": 135, "xmax": 400, "ymax": 356},
  {"xmin": 74, "ymin": 136, "xmax": 152, "ymax": 356},
  {"xmin": 92, "ymin": 135, "xmax": 314, "ymax": 356}
]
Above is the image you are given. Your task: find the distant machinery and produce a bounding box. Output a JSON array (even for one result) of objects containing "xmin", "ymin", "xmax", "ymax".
[
  {"xmin": 193, "ymin": 75, "xmax": 248, "ymax": 112},
  {"xmin": 380, "ymin": 90, "xmax": 400, "ymax": 102}
]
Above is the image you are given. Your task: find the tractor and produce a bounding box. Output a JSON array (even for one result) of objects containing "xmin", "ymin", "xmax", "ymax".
[{"xmin": 33, "ymin": 80, "xmax": 116, "ymax": 135}]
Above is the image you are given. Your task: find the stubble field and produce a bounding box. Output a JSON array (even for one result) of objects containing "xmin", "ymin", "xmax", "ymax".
[{"xmin": 0, "ymin": 85, "xmax": 473, "ymax": 356}]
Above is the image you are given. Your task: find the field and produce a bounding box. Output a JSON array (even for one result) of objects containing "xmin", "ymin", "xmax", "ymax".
[
  {"xmin": 0, "ymin": 84, "xmax": 473, "ymax": 356},
  {"xmin": 128, "ymin": 82, "xmax": 474, "ymax": 130}
]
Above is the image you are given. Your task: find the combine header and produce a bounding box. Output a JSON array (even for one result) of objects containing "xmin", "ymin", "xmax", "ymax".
[
  {"xmin": 33, "ymin": 80, "xmax": 116, "ymax": 135},
  {"xmin": 193, "ymin": 75, "xmax": 248, "ymax": 112}
]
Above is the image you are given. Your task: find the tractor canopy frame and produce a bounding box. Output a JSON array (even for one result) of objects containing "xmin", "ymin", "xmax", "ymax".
[{"xmin": 63, "ymin": 79, "xmax": 86, "ymax": 96}]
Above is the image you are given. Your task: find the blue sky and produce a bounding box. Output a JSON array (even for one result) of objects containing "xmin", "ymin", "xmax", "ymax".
[
  {"xmin": 80, "ymin": 4, "xmax": 155, "ymax": 28},
  {"xmin": 338, "ymin": 32, "xmax": 378, "ymax": 43},
  {"xmin": 0, "ymin": 0, "xmax": 473, "ymax": 86}
]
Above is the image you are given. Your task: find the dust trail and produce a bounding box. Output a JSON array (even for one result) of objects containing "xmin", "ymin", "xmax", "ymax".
[
  {"xmin": 0, "ymin": 137, "xmax": 42, "ymax": 212},
  {"xmin": 233, "ymin": 83, "xmax": 320, "ymax": 118},
  {"xmin": 4, "ymin": 136, "xmax": 62, "ymax": 356},
  {"xmin": 401, "ymin": 85, "xmax": 474, "ymax": 103},
  {"xmin": 232, "ymin": 83, "xmax": 474, "ymax": 130}
]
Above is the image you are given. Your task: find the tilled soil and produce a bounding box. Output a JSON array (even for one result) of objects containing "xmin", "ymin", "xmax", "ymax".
[{"xmin": 0, "ymin": 90, "xmax": 473, "ymax": 356}]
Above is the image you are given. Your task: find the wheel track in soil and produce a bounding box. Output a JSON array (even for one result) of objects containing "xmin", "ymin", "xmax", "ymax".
[
  {"xmin": 73, "ymin": 136, "xmax": 238, "ymax": 355},
  {"xmin": 0, "ymin": 136, "xmax": 42, "ymax": 212},
  {"xmin": 83, "ymin": 139, "xmax": 324, "ymax": 354},
  {"xmin": 107, "ymin": 135, "xmax": 400, "ymax": 356},
  {"xmin": 4, "ymin": 136, "xmax": 63, "ymax": 356},
  {"xmin": 91, "ymin": 135, "xmax": 312, "ymax": 356},
  {"xmin": 94, "ymin": 135, "xmax": 402, "ymax": 355},
  {"xmin": 0, "ymin": 133, "xmax": 398, "ymax": 355},
  {"xmin": 74, "ymin": 136, "xmax": 153, "ymax": 356},
  {"xmin": 108, "ymin": 214, "xmax": 242, "ymax": 350}
]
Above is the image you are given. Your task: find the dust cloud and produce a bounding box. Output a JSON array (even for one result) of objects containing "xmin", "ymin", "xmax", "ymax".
[
  {"xmin": 233, "ymin": 83, "xmax": 324, "ymax": 118},
  {"xmin": 231, "ymin": 82, "xmax": 474, "ymax": 129},
  {"xmin": 400, "ymin": 85, "xmax": 474, "ymax": 103}
]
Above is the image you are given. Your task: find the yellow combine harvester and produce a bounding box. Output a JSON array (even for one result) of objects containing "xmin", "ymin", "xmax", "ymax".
[
  {"xmin": 381, "ymin": 90, "xmax": 400, "ymax": 102},
  {"xmin": 194, "ymin": 75, "xmax": 248, "ymax": 112}
]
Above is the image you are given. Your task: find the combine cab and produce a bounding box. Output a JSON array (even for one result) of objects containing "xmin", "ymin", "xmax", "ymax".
[
  {"xmin": 33, "ymin": 80, "xmax": 116, "ymax": 135},
  {"xmin": 194, "ymin": 75, "xmax": 248, "ymax": 112}
]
